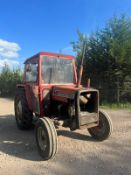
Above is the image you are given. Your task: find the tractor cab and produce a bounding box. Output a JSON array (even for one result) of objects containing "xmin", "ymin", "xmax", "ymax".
[{"xmin": 23, "ymin": 52, "xmax": 77, "ymax": 116}]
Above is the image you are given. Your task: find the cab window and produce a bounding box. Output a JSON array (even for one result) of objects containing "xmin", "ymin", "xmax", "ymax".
[{"xmin": 25, "ymin": 62, "xmax": 38, "ymax": 82}]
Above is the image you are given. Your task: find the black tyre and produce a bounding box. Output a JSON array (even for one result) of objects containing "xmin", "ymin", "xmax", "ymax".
[
  {"xmin": 35, "ymin": 117, "xmax": 58, "ymax": 160},
  {"xmin": 88, "ymin": 110, "xmax": 113, "ymax": 141},
  {"xmin": 14, "ymin": 88, "xmax": 33, "ymax": 129}
]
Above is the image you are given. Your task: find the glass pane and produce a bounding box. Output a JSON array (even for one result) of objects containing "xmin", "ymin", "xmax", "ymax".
[
  {"xmin": 26, "ymin": 63, "xmax": 38, "ymax": 82},
  {"xmin": 42, "ymin": 56, "xmax": 74, "ymax": 84}
]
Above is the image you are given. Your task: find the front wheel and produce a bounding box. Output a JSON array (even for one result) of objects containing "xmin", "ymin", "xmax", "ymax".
[
  {"xmin": 88, "ymin": 110, "xmax": 113, "ymax": 141},
  {"xmin": 35, "ymin": 117, "xmax": 58, "ymax": 160}
]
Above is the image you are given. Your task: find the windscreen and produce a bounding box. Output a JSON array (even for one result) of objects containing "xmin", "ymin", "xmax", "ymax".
[{"xmin": 42, "ymin": 56, "xmax": 74, "ymax": 84}]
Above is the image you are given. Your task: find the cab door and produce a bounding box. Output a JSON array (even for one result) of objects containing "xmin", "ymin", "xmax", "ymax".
[{"xmin": 24, "ymin": 59, "xmax": 40, "ymax": 115}]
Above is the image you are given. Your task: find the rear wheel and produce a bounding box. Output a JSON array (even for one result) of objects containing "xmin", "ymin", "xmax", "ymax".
[
  {"xmin": 88, "ymin": 110, "xmax": 113, "ymax": 141},
  {"xmin": 35, "ymin": 117, "xmax": 58, "ymax": 160},
  {"xmin": 14, "ymin": 89, "xmax": 33, "ymax": 129}
]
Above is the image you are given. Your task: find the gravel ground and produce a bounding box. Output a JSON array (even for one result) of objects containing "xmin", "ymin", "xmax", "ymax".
[{"xmin": 0, "ymin": 98, "xmax": 131, "ymax": 175}]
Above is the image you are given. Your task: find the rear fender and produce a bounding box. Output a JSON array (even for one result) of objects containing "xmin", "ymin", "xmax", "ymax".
[{"xmin": 17, "ymin": 84, "xmax": 33, "ymax": 111}]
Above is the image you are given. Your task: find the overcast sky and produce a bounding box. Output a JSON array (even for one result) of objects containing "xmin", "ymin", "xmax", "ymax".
[{"xmin": 0, "ymin": 0, "xmax": 131, "ymax": 68}]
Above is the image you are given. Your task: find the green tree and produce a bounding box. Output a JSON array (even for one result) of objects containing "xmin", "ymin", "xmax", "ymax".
[
  {"xmin": 72, "ymin": 15, "xmax": 131, "ymax": 103},
  {"xmin": 0, "ymin": 64, "xmax": 22, "ymax": 97}
]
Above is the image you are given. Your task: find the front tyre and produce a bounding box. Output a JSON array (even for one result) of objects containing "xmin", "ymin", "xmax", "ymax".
[
  {"xmin": 88, "ymin": 110, "xmax": 113, "ymax": 141},
  {"xmin": 35, "ymin": 117, "xmax": 58, "ymax": 160}
]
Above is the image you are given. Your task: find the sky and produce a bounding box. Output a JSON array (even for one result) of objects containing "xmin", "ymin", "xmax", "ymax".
[{"xmin": 0, "ymin": 0, "xmax": 131, "ymax": 68}]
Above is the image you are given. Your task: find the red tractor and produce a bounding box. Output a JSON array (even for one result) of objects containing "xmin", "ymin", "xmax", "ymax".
[{"xmin": 14, "ymin": 52, "xmax": 113, "ymax": 160}]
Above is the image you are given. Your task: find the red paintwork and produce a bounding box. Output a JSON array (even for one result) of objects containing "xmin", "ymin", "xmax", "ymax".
[
  {"xmin": 52, "ymin": 86, "xmax": 76, "ymax": 103},
  {"xmin": 18, "ymin": 52, "xmax": 78, "ymax": 117}
]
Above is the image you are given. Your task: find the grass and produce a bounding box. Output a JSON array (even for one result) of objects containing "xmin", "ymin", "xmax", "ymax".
[{"xmin": 100, "ymin": 102, "xmax": 131, "ymax": 109}]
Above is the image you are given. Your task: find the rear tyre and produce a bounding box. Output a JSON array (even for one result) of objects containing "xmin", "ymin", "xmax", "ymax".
[
  {"xmin": 14, "ymin": 89, "xmax": 33, "ymax": 129},
  {"xmin": 88, "ymin": 110, "xmax": 113, "ymax": 141},
  {"xmin": 35, "ymin": 117, "xmax": 58, "ymax": 160}
]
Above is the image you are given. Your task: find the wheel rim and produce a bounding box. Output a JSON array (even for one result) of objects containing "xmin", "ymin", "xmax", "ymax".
[
  {"xmin": 37, "ymin": 126, "xmax": 47, "ymax": 152},
  {"xmin": 16, "ymin": 101, "xmax": 23, "ymax": 124}
]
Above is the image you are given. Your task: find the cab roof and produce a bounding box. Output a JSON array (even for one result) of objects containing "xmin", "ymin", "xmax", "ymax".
[{"xmin": 24, "ymin": 52, "xmax": 75, "ymax": 64}]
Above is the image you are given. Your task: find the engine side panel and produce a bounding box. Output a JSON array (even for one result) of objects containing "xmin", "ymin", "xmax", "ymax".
[{"xmin": 52, "ymin": 86, "xmax": 76, "ymax": 103}]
